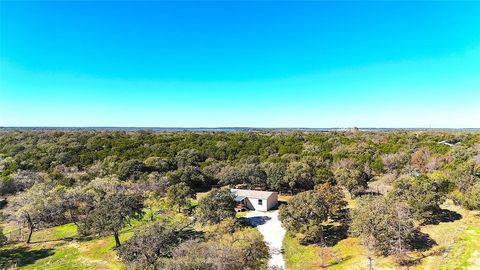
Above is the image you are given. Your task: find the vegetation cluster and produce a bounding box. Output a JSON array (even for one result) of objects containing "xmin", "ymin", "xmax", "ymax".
[{"xmin": 0, "ymin": 129, "xmax": 479, "ymax": 269}]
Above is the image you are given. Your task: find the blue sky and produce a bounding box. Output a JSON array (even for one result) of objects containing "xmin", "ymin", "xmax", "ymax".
[{"xmin": 1, "ymin": 1, "xmax": 479, "ymax": 128}]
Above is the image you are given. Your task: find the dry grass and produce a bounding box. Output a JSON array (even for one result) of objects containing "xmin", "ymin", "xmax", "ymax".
[{"xmin": 283, "ymin": 199, "xmax": 480, "ymax": 270}]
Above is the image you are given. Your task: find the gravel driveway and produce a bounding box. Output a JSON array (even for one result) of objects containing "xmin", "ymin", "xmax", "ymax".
[{"xmin": 245, "ymin": 210, "xmax": 286, "ymax": 269}]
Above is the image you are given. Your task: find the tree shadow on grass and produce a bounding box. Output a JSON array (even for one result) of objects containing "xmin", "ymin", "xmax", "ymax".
[
  {"xmin": 422, "ymin": 208, "xmax": 462, "ymax": 225},
  {"xmin": 323, "ymin": 223, "xmax": 349, "ymax": 247},
  {"xmin": 0, "ymin": 247, "xmax": 54, "ymax": 268},
  {"xmin": 408, "ymin": 229, "xmax": 437, "ymax": 252},
  {"xmin": 29, "ymin": 237, "xmax": 76, "ymax": 244}
]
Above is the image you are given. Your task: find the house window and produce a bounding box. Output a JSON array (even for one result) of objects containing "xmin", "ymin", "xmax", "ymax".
[{"xmin": 258, "ymin": 199, "xmax": 263, "ymax": 205}]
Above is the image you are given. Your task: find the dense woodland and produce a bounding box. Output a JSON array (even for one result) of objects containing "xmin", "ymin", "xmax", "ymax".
[{"xmin": 0, "ymin": 129, "xmax": 479, "ymax": 269}]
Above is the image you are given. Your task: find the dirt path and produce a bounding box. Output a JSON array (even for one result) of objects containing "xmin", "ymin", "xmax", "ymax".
[{"xmin": 245, "ymin": 210, "xmax": 286, "ymax": 269}]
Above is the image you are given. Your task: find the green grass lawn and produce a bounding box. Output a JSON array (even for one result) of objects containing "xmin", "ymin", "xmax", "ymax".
[
  {"xmin": 235, "ymin": 211, "xmax": 248, "ymax": 218},
  {"xmin": 0, "ymin": 205, "xmax": 196, "ymax": 270},
  {"xmin": 0, "ymin": 217, "xmax": 139, "ymax": 269},
  {"xmin": 0, "ymin": 223, "xmax": 128, "ymax": 270}
]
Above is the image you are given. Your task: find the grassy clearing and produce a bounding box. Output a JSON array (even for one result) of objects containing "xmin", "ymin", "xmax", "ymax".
[
  {"xmin": 0, "ymin": 221, "xmax": 133, "ymax": 269},
  {"xmin": 21, "ymin": 246, "xmax": 86, "ymax": 270},
  {"xmin": 0, "ymin": 237, "xmax": 123, "ymax": 270},
  {"xmin": 283, "ymin": 234, "xmax": 321, "ymax": 269},
  {"xmin": 283, "ymin": 233, "xmax": 396, "ymax": 270},
  {"xmin": 283, "ymin": 200, "xmax": 480, "ymax": 270},
  {"xmin": 278, "ymin": 194, "xmax": 293, "ymax": 203},
  {"xmin": 0, "ymin": 206, "xmax": 193, "ymax": 270},
  {"xmin": 420, "ymin": 201, "xmax": 480, "ymax": 270}
]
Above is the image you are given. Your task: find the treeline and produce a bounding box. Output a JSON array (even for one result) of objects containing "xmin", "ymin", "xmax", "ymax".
[{"xmin": 1, "ymin": 130, "xmax": 478, "ymax": 195}]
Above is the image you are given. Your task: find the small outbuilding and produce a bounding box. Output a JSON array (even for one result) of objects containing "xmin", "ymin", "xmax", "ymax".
[{"xmin": 231, "ymin": 189, "xmax": 278, "ymax": 211}]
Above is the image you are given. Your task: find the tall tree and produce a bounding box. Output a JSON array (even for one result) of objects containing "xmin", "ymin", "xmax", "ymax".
[
  {"xmin": 79, "ymin": 191, "xmax": 144, "ymax": 247},
  {"xmin": 166, "ymin": 183, "xmax": 194, "ymax": 213},
  {"xmin": 285, "ymin": 161, "xmax": 314, "ymax": 192},
  {"xmin": 9, "ymin": 183, "xmax": 66, "ymax": 243},
  {"xmin": 350, "ymin": 196, "xmax": 414, "ymax": 265},
  {"xmin": 278, "ymin": 189, "xmax": 344, "ymax": 245},
  {"xmin": 261, "ymin": 162, "xmax": 287, "ymax": 191},
  {"xmin": 118, "ymin": 218, "xmax": 192, "ymax": 270},
  {"xmin": 390, "ymin": 175, "xmax": 448, "ymax": 222},
  {"xmin": 196, "ymin": 189, "xmax": 235, "ymax": 224},
  {"xmin": 333, "ymin": 159, "xmax": 369, "ymax": 197}
]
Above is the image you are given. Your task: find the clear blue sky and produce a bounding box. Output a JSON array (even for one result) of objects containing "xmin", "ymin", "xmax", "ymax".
[{"xmin": 1, "ymin": 1, "xmax": 479, "ymax": 128}]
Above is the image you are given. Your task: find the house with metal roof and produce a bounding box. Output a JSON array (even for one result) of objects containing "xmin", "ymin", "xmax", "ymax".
[{"xmin": 231, "ymin": 189, "xmax": 278, "ymax": 211}]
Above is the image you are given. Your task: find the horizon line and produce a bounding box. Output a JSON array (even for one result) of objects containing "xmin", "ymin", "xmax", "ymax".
[{"xmin": 1, "ymin": 126, "xmax": 479, "ymax": 130}]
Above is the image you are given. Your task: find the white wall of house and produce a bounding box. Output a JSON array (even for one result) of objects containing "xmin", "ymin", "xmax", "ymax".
[
  {"xmin": 245, "ymin": 195, "xmax": 277, "ymax": 211},
  {"xmin": 266, "ymin": 193, "xmax": 278, "ymax": 210}
]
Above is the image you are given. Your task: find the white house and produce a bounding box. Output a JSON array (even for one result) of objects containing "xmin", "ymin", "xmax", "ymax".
[{"xmin": 231, "ymin": 189, "xmax": 278, "ymax": 211}]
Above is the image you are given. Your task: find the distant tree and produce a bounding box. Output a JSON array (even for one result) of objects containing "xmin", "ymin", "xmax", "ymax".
[
  {"xmin": 177, "ymin": 166, "xmax": 207, "ymax": 188},
  {"xmin": 451, "ymin": 183, "xmax": 480, "ymax": 210},
  {"xmin": 0, "ymin": 170, "xmax": 42, "ymax": 195},
  {"xmin": 350, "ymin": 196, "xmax": 414, "ymax": 266},
  {"xmin": 451, "ymin": 144, "xmax": 475, "ymax": 164},
  {"xmin": 10, "ymin": 170, "xmax": 41, "ymax": 193},
  {"xmin": 175, "ymin": 149, "xmax": 203, "ymax": 168},
  {"xmin": 166, "ymin": 183, "xmax": 194, "ymax": 213},
  {"xmin": 202, "ymin": 160, "xmax": 226, "ymax": 184},
  {"xmin": 452, "ymin": 160, "xmax": 479, "ymax": 192},
  {"xmin": 196, "ymin": 189, "xmax": 235, "ymax": 224},
  {"xmin": 410, "ymin": 148, "xmax": 430, "ymax": 173},
  {"xmin": 243, "ymin": 164, "xmax": 267, "ymax": 188},
  {"xmin": 238, "ymin": 155, "xmax": 260, "ymax": 164},
  {"xmin": 261, "ymin": 162, "xmax": 287, "ymax": 191},
  {"xmin": 381, "ymin": 153, "xmax": 407, "ymax": 174},
  {"xmin": 285, "ymin": 161, "xmax": 314, "ymax": 192},
  {"xmin": 313, "ymin": 166, "xmax": 336, "ymax": 186},
  {"xmin": 333, "ymin": 160, "xmax": 369, "ymax": 198},
  {"xmin": 143, "ymin": 172, "xmax": 170, "ymax": 196},
  {"xmin": 117, "ymin": 159, "xmax": 146, "ymax": 180},
  {"xmin": 144, "ymin": 157, "xmax": 171, "ymax": 173},
  {"xmin": 216, "ymin": 163, "xmax": 266, "ymax": 188},
  {"xmin": 100, "ymin": 155, "xmax": 120, "ymax": 175},
  {"xmin": 369, "ymin": 156, "xmax": 385, "ymax": 175},
  {"xmin": 217, "ymin": 165, "xmax": 246, "ymax": 187},
  {"xmin": 79, "ymin": 192, "xmax": 144, "ymax": 247}
]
